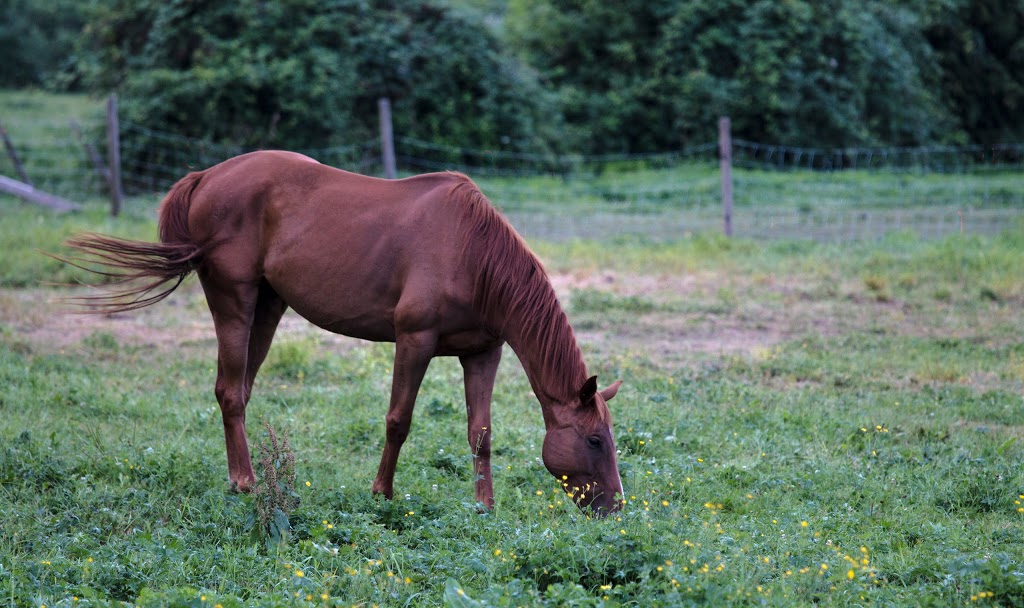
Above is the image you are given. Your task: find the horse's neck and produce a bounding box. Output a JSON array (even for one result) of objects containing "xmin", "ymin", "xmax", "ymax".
[
  {"xmin": 458, "ymin": 192, "xmax": 586, "ymax": 418},
  {"xmin": 498, "ymin": 295, "xmax": 587, "ymax": 422}
]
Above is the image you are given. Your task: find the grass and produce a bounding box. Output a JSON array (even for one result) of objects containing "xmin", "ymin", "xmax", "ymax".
[
  {"xmin": 0, "ymin": 203, "xmax": 158, "ymax": 287},
  {"xmin": 0, "ymin": 89, "xmax": 107, "ymax": 199},
  {"xmin": 0, "ymin": 90, "xmax": 104, "ymax": 124},
  {"xmin": 2, "ymin": 215, "xmax": 1023, "ymax": 606}
]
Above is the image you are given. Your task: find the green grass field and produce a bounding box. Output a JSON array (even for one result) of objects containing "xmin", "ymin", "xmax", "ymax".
[
  {"xmin": 2, "ymin": 93, "xmax": 1024, "ymax": 606},
  {"xmin": 1, "ymin": 202, "xmax": 1023, "ymax": 606},
  {"xmin": 0, "ymin": 90, "xmax": 107, "ymax": 199}
]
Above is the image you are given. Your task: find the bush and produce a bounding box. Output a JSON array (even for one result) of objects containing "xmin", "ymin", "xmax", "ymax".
[{"xmin": 70, "ymin": 0, "xmax": 563, "ymax": 184}]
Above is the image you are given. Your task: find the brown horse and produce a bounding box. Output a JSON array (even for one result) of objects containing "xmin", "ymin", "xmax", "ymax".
[{"xmin": 62, "ymin": 150, "xmax": 623, "ymax": 513}]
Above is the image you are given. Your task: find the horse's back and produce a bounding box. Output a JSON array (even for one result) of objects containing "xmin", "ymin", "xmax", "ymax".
[
  {"xmin": 191, "ymin": 150, "xmax": 459, "ymax": 224},
  {"xmin": 186, "ymin": 151, "xmax": 483, "ymax": 343}
]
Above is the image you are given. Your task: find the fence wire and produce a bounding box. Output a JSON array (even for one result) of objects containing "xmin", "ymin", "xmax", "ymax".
[
  {"xmin": 0, "ymin": 118, "xmax": 107, "ymax": 200},
  {"xmin": 1, "ymin": 115, "xmax": 1021, "ymax": 243},
  {"xmin": 119, "ymin": 123, "xmax": 382, "ymax": 194}
]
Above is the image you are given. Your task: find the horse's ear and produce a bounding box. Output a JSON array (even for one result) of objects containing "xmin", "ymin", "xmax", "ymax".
[
  {"xmin": 579, "ymin": 375, "xmax": 599, "ymax": 405},
  {"xmin": 600, "ymin": 380, "xmax": 622, "ymax": 402}
]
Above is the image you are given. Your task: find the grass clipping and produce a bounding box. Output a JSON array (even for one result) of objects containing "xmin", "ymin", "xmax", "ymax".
[{"xmin": 251, "ymin": 420, "xmax": 300, "ymax": 548}]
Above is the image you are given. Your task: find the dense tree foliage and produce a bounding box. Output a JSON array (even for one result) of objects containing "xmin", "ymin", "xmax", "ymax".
[
  {"xmin": 0, "ymin": 0, "xmax": 83, "ymax": 88},
  {"xmin": 4, "ymin": 0, "xmax": 1023, "ymax": 156},
  {"xmin": 70, "ymin": 0, "xmax": 560, "ymax": 155},
  {"xmin": 920, "ymin": 0, "xmax": 1024, "ymax": 143},
  {"xmin": 506, "ymin": 0, "xmax": 677, "ymax": 153},
  {"xmin": 507, "ymin": 0, "xmax": 965, "ymax": 151}
]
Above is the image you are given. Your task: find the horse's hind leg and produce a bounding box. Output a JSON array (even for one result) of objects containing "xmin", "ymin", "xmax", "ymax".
[
  {"xmin": 202, "ymin": 279, "xmax": 286, "ymax": 492},
  {"xmin": 243, "ymin": 282, "xmax": 288, "ymax": 398}
]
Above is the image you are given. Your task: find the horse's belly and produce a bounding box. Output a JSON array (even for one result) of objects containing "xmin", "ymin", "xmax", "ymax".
[
  {"xmin": 319, "ymin": 318, "xmax": 396, "ymax": 342},
  {"xmin": 286, "ymin": 302, "xmax": 397, "ymax": 343},
  {"xmin": 284, "ymin": 287, "xmax": 496, "ymax": 353},
  {"xmin": 436, "ymin": 329, "xmax": 502, "ymax": 356}
]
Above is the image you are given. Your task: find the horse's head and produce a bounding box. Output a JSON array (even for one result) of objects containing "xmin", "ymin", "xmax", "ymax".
[{"xmin": 542, "ymin": 375, "xmax": 623, "ymax": 515}]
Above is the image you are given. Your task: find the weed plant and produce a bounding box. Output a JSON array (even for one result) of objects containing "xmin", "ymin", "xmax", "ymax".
[{"xmin": 251, "ymin": 421, "xmax": 300, "ymax": 549}]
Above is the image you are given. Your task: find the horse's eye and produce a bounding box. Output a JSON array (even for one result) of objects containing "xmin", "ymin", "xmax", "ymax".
[{"xmin": 586, "ymin": 436, "xmax": 602, "ymax": 449}]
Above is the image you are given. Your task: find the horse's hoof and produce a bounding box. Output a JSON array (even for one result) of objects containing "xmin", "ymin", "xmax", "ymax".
[{"xmin": 371, "ymin": 484, "xmax": 393, "ymax": 499}]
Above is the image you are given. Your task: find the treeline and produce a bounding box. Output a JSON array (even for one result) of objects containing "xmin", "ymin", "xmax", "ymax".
[{"xmin": 3, "ymin": 0, "xmax": 1022, "ymax": 157}]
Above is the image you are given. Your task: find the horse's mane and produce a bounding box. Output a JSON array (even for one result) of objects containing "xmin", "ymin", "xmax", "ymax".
[{"xmin": 447, "ymin": 174, "xmax": 589, "ymax": 405}]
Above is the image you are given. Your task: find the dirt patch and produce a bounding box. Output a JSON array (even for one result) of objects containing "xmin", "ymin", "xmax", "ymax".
[
  {"xmin": 1, "ymin": 282, "xmax": 363, "ymax": 356},
  {"xmin": 551, "ymin": 269, "xmax": 831, "ymax": 363},
  {"xmin": 0, "ymin": 269, "xmax": 844, "ymax": 364},
  {"xmin": 4, "ymin": 268, "xmax": 1014, "ymax": 371},
  {"xmin": 3, "ymin": 270, "xmax": 787, "ymax": 366}
]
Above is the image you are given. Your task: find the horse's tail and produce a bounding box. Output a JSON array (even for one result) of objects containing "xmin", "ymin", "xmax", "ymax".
[{"xmin": 62, "ymin": 171, "xmax": 206, "ymax": 313}]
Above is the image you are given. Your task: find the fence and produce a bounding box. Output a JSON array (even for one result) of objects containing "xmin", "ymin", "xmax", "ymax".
[
  {"xmin": 2, "ymin": 98, "xmax": 1022, "ymax": 242},
  {"xmin": 0, "ymin": 116, "xmax": 106, "ymax": 209}
]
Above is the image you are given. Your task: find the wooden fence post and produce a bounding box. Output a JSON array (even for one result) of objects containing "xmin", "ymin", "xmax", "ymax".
[
  {"xmin": 106, "ymin": 94, "xmax": 124, "ymax": 216},
  {"xmin": 378, "ymin": 97, "xmax": 397, "ymax": 179},
  {"xmin": 0, "ymin": 122, "xmax": 32, "ymax": 186},
  {"xmin": 719, "ymin": 117, "xmax": 734, "ymax": 237}
]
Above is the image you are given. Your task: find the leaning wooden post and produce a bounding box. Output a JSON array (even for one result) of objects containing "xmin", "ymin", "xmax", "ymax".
[
  {"xmin": 71, "ymin": 120, "xmax": 112, "ymax": 196},
  {"xmin": 378, "ymin": 97, "xmax": 397, "ymax": 179},
  {"xmin": 0, "ymin": 122, "xmax": 32, "ymax": 186},
  {"xmin": 0, "ymin": 175, "xmax": 81, "ymax": 212},
  {"xmin": 106, "ymin": 94, "xmax": 124, "ymax": 216},
  {"xmin": 718, "ymin": 116, "xmax": 734, "ymax": 237}
]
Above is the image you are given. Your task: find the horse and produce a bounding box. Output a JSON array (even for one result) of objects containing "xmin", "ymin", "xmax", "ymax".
[{"xmin": 61, "ymin": 150, "xmax": 624, "ymax": 513}]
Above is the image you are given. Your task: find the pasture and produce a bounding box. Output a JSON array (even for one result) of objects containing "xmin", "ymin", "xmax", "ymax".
[
  {"xmin": 2, "ymin": 92, "xmax": 1024, "ymax": 608},
  {"xmin": 1, "ymin": 196, "xmax": 1023, "ymax": 606}
]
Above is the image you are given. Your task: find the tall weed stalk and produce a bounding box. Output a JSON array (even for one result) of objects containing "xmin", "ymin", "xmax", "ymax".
[{"xmin": 251, "ymin": 420, "xmax": 299, "ymax": 548}]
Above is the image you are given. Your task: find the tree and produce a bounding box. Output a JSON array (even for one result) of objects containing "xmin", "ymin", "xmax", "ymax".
[
  {"xmin": 0, "ymin": 0, "xmax": 84, "ymax": 88},
  {"xmin": 921, "ymin": 0, "xmax": 1024, "ymax": 143},
  {"xmin": 71, "ymin": 0, "xmax": 561, "ymax": 180},
  {"xmin": 507, "ymin": 0, "xmax": 965, "ymax": 151},
  {"xmin": 655, "ymin": 0, "xmax": 954, "ymax": 146},
  {"xmin": 506, "ymin": 0, "xmax": 677, "ymax": 153}
]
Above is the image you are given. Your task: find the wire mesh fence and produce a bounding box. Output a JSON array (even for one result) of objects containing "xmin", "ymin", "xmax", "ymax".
[
  {"xmin": 727, "ymin": 146, "xmax": 1024, "ymax": 242},
  {"xmin": 491, "ymin": 170, "xmax": 1023, "ymax": 243},
  {"xmin": 1, "ymin": 113, "xmax": 1021, "ymax": 243},
  {"xmin": 732, "ymin": 139, "xmax": 1024, "ymax": 172},
  {"xmin": 0, "ymin": 117, "xmax": 108, "ymax": 201},
  {"xmin": 119, "ymin": 123, "xmax": 382, "ymax": 195}
]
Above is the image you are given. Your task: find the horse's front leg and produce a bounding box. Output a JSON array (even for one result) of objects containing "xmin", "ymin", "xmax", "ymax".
[
  {"xmin": 371, "ymin": 329, "xmax": 437, "ymax": 499},
  {"xmin": 460, "ymin": 345, "xmax": 502, "ymax": 510}
]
